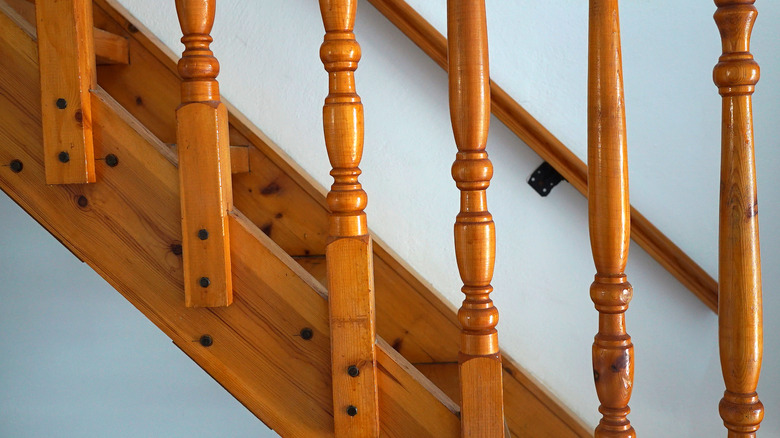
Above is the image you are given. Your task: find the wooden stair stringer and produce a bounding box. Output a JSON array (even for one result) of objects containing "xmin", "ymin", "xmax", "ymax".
[
  {"xmin": 0, "ymin": 18, "xmax": 460, "ymax": 433},
  {"xmin": 1, "ymin": 1, "xmax": 592, "ymax": 436},
  {"xmin": 94, "ymin": 1, "xmax": 592, "ymax": 435}
]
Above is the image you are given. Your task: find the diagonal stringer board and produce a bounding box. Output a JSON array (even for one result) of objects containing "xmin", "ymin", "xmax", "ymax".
[{"xmin": 0, "ymin": 7, "xmax": 460, "ymax": 436}]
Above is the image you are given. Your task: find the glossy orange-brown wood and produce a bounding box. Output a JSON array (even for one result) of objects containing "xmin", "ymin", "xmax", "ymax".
[
  {"xmin": 175, "ymin": 0, "xmax": 233, "ymax": 307},
  {"xmin": 0, "ymin": 53, "xmax": 461, "ymax": 437},
  {"xmin": 2, "ymin": 1, "xmax": 590, "ymax": 435},
  {"xmin": 94, "ymin": 27, "xmax": 128, "ymax": 65},
  {"xmin": 35, "ymin": 0, "xmax": 97, "ymax": 184},
  {"xmin": 713, "ymin": 1, "xmax": 764, "ymax": 436},
  {"xmin": 78, "ymin": 1, "xmax": 590, "ymax": 433},
  {"xmin": 367, "ymin": 0, "xmax": 718, "ymax": 312},
  {"xmin": 447, "ymin": 1, "xmax": 504, "ymax": 436},
  {"xmin": 7, "ymin": 0, "xmax": 126, "ymax": 67},
  {"xmin": 318, "ymin": 0, "xmax": 379, "ymax": 435},
  {"xmin": 588, "ymin": 0, "xmax": 634, "ymax": 436}
]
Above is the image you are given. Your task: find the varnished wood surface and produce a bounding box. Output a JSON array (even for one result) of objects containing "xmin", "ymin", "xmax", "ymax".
[
  {"xmin": 0, "ymin": 19, "xmax": 461, "ymax": 432},
  {"xmin": 94, "ymin": 27, "xmax": 128, "ymax": 65},
  {"xmin": 175, "ymin": 0, "xmax": 233, "ymax": 307},
  {"xmin": 318, "ymin": 1, "xmax": 380, "ymax": 435},
  {"xmin": 7, "ymin": 0, "xmax": 127, "ymax": 66},
  {"xmin": 366, "ymin": 0, "xmax": 718, "ymax": 312},
  {"xmin": 168, "ymin": 143, "xmax": 250, "ymax": 174},
  {"xmin": 587, "ymin": 0, "xmax": 634, "ymax": 436},
  {"xmin": 27, "ymin": 1, "xmax": 592, "ymax": 435},
  {"xmin": 4, "ymin": 0, "xmax": 33, "ymax": 23},
  {"xmin": 35, "ymin": 0, "xmax": 97, "ymax": 184},
  {"xmin": 713, "ymin": 1, "xmax": 764, "ymax": 436},
  {"xmin": 447, "ymin": 1, "xmax": 504, "ymax": 436}
]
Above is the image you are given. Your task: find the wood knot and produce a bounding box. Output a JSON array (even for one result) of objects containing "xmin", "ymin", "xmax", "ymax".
[
  {"xmin": 610, "ymin": 352, "xmax": 630, "ymax": 373},
  {"xmin": 261, "ymin": 182, "xmax": 281, "ymax": 196},
  {"xmin": 745, "ymin": 200, "xmax": 758, "ymax": 219}
]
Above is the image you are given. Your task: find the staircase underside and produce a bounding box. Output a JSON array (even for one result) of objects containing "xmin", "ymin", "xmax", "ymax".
[{"xmin": 0, "ymin": 0, "xmax": 591, "ymax": 436}]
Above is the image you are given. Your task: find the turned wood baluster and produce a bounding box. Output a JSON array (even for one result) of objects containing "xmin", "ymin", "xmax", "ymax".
[
  {"xmin": 587, "ymin": 0, "xmax": 635, "ymax": 436},
  {"xmin": 713, "ymin": 1, "xmax": 764, "ymax": 436},
  {"xmin": 175, "ymin": 0, "xmax": 233, "ymax": 307},
  {"xmin": 447, "ymin": 1, "xmax": 504, "ymax": 436},
  {"xmin": 318, "ymin": 1, "xmax": 380, "ymax": 436}
]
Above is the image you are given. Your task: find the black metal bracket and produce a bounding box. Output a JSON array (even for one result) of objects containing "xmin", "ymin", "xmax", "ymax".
[{"xmin": 527, "ymin": 161, "xmax": 564, "ymax": 197}]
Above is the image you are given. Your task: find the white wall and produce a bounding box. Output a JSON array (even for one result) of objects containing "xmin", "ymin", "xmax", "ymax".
[{"xmin": 2, "ymin": 0, "xmax": 779, "ymax": 436}]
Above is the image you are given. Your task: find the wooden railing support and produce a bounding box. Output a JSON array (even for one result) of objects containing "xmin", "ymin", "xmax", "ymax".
[
  {"xmin": 94, "ymin": 27, "xmax": 129, "ymax": 65},
  {"xmin": 588, "ymin": 0, "xmax": 635, "ymax": 436},
  {"xmin": 367, "ymin": 0, "xmax": 719, "ymax": 312},
  {"xmin": 175, "ymin": 0, "xmax": 233, "ymax": 307},
  {"xmin": 447, "ymin": 1, "xmax": 505, "ymax": 436},
  {"xmin": 713, "ymin": 1, "xmax": 764, "ymax": 436},
  {"xmin": 318, "ymin": 1, "xmax": 380, "ymax": 436},
  {"xmin": 35, "ymin": 0, "xmax": 97, "ymax": 184}
]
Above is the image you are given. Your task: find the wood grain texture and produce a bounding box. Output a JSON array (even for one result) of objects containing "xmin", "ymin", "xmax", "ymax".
[
  {"xmin": 366, "ymin": 0, "xmax": 718, "ymax": 313},
  {"xmin": 4, "ymin": 0, "xmax": 33, "ymax": 24},
  {"xmin": 168, "ymin": 143, "xmax": 249, "ymax": 174},
  {"xmin": 0, "ymin": 21, "xmax": 461, "ymax": 431},
  {"xmin": 94, "ymin": 27, "xmax": 128, "ymax": 65},
  {"xmin": 713, "ymin": 1, "xmax": 764, "ymax": 436},
  {"xmin": 31, "ymin": 2, "xmax": 591, "ymax": 435},
  {"xmin": 318, "ymin": 0, "xmax": 380, "ymax": 435},
  {"xmin": 447, "ymin": 1, "xmax": 504, "ymax": 436},
  {"xmin": 587, "ymin": 1, "xmax": 634, "ymax": 436},
  {"xmin": 175, "ymin": 0, "xmax": 233, "ymax": 307},
  {"xmin": 35, "ymin": 0, "xmax": 96, "ymax": 184}
]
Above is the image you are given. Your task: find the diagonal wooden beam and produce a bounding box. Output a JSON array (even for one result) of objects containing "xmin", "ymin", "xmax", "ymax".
[{"xmin": 94, "ymin": 27, "xmax": 128, "ymax": 65}]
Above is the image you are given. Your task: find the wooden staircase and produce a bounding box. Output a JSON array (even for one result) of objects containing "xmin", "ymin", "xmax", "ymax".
[{"xmin": 0, "ymin": 1, "xmax": 591, "ymax": 436}]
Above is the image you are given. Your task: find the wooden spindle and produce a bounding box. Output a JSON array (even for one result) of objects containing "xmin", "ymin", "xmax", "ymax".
[
  {"xmin": 713, "ymin": 1, "xmax": 764, "ymax": 436},
  {"xmin": 35, "ymin": 0, "xmax": 97, "ymax": 184},
  {"xmin": 175, "ymin": 0, "xmax": 233, "ymax": 307},
  {"xmin": 318, "ymin": 1, "xmax": 380, "ymax": 436},
  {"xmin": 587, "ymin": 0, "xmax": 635, "ymax": 436},
  {"xmin": 447, "ymin": 1, "xmax": 505, "ymax": 436}
]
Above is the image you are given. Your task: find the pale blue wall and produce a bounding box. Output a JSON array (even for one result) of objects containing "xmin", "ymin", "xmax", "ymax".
[{"xmin": 0, "ymin": 193, "xmax": 275, "ymax": 437}]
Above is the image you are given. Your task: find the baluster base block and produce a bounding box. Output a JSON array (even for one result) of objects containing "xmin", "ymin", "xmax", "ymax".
[
  {"xmin": 327, "ymin": 236, "xmax": 379, "ymax": 437},
  {"xmin": 459, "ymin": 354, "xmax": 504, "ymax": 438}
]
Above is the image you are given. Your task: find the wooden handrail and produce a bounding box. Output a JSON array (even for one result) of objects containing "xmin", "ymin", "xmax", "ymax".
[
  {"xmin": 447, "ymin": 0, "xmax": 504, "ymax": 436},
  {"xmin": 366, "ymin": 0, "xmax": 718, "ymax": 312},
  {"xmin": 318, "ymin": 0, "xmax": 381, "ymax": 435},
  {"xmin": 713, "ymin": 0, "xmax": 764, "ymax": 435},
  {"xmin": 587, "ymin": 0, "xmax": 635, "ymax": 435}
]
